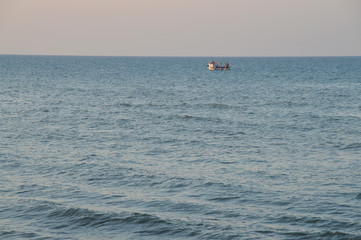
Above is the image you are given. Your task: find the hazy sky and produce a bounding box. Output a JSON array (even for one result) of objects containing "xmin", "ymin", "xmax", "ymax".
[{"xmin": 1, "ymin": 0, "xmax": 360, "ymax": 56}]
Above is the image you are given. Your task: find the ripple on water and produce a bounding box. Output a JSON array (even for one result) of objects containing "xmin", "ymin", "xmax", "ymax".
[{"xmin": 1, "ymin": 56, "xmax": 361, "ymax": 239}]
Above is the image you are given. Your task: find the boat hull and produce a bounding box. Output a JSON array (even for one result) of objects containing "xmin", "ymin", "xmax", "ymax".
[{"xmin": 208, "ymin": 61, "xmax": 230, "ymax": 70}]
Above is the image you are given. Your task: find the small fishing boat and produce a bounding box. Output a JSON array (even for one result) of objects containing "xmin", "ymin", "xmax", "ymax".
[{"xmin": 208, "ymin": 61, "xmax": 230, "ymax": 71}]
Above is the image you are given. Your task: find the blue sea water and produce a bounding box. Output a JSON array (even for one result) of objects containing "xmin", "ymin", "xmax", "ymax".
[{"xmin": 1, "ymin": 55, "xmax": 361, "ymax": 239}]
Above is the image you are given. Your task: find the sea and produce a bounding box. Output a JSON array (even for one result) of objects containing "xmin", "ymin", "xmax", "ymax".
[{"xmin": 1, "ymin": 55, "xmax": 361, "ymax": 240}]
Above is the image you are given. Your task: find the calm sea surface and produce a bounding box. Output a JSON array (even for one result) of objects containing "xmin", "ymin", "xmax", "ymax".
[{"xmin": 1, "ymin": 55, "xmax": 361, "ymax": 239}]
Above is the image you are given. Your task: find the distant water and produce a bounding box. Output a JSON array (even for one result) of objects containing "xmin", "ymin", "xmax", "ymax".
[{"xmin": 1, "ymin": 55, "xmax": 361, "ymax": 240}]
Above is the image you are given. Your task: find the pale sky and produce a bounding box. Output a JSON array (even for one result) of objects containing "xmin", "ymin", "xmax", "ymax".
[{"xmin": 1, "ymin": 0, "xmax": 360, "ymax": 56}]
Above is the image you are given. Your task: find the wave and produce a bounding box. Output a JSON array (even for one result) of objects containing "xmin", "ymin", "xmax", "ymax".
[
  {"xmin": 2, "ymin": 197, "xmax": 192, "ymax": 237},
  {"xmin": 340, "ymin": 143, "xmax": 361, "ymax": 150},
  {"xmin": 5, "ymin": 196, "xmax": 247, "ymax": 239},
  {"xmin": 356, "ymin": 193, "xmax": 361, "ymax": 199},
  {"xmin": 168, "ymin": 114, "xmax": 223, "ymax": 124},
  {"xmin": 113, "ymin": 101, "xmax": 242, "ymax": 111},
  {"xmin": 0, "ymin": 230, "xmax": 40, "ymax": 239},
  {"xmin": 47, "ymin": 206, "xmax": 169, "ymax": 229},
  {"xmin": 204, "ymin": 103, "xmax": 236, "ymax": 109},
  {"xmin": 282, "ymin": 230, "xmax": 355, "ymax": 239}
]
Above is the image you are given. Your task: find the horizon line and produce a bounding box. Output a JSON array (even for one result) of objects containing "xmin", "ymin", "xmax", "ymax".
[{"xmin": 1, "ymin": 53, "xmax": 361, "ymax": 58}]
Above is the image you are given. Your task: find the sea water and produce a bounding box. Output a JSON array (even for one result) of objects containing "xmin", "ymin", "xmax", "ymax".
[{"xmin": 1, "ymin": 55, "xmax": 361, "ymax": 239}]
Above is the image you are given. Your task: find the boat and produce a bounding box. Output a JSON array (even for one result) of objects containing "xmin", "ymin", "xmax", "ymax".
[{"xmin": 208, "ymin": 61, "xmax": 230, "ymax": 71}]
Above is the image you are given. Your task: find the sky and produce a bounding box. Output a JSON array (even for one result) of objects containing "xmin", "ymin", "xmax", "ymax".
[{"xmin": 1, "ymin": 0, "xmax": 360, "ymax": 57}]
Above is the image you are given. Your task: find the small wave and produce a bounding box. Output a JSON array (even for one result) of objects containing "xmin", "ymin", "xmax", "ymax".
[
  {"xmin": 173, "ymin": 114, "xmax": 224, "ymax": 124},
  {"xmin": 284, "ymin": 231, "xmax": 359, "ymax": 239},
  {"xmin": 182, "ymin": 114, "xmax": 193, "ymax": 119},
  {"xmin": 0, "ymin": 230, "xmax": 39, "ymax": 239},
  {"xmin": 0, "ymin": 230, "xmax": 17, "ymax": 238},
  {"xmin": 205, "ymin": 103, "xmax": 231, "ymax": 109},
  {"xmin": 341, "ymin": 143, "xmax": 361, "ymax": 150},
  {"xmin": 6, "ymin": 197, "xmax": 171, "ymax": 231},
  {"xmin": 319, "ymin": 231, "xmax": 349, "ymax": 238},
  {"xmin": 1, "ymin": 199, "xmax": 209, "ymax": 239},
  {"xmin": 269, "ymin": 213, "xmax": 360, "ymax": 238},
  {"xmin": 209, "ymin": 196, "xmax": 240, "ymax": 202},
  {"xmin": 178, "ymin": 114, "xmax": 210, "ymax": 122},
  {"xmin": 44, "ymin": 204, "xmax": 212, "ymax": 238},
  {"xmin": 45, "ymin": 204, "xmax": 171, "ymax": 230},
  {"xmin": 114, "ymin": 102, "xmax": 133, "ymax": 107},
  {"xmin": 356, "ymin": 193, "xmax": 361, "ymax": 199},
  {"xmin": 176, "ymin": 102, "xmax": 242, "ymax": 111}
]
